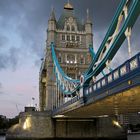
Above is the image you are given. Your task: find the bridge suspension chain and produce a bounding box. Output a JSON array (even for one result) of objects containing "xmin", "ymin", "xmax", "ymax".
[{"xmin": 51, "ymin": 42, "xmax": 80, "ymax": 95}]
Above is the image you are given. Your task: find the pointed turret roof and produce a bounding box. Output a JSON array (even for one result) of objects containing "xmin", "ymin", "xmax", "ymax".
[
  {"xmin": 86, "ymin": 9, "xmax": 92, "ymax": 24},
  {"xmin": 49, "ymin": 7, "xmax": 56, "ymax": 21}
]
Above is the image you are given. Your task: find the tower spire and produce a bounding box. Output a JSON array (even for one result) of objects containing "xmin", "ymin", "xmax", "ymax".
[
  {"xmin": 87, "ymin": 9, "xmax": 89, "ymax": 21},
  {"xmin": 49, "ymin": 7, "xmax": 56, "ymax": 21},
  {"xmin": 86, "ymin": 8, "xmax": 92, "ymax": 23}
]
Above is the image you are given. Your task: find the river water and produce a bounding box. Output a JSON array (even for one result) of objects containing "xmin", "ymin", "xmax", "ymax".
[{"xmin": 0, "ymin": 136, "xmax": 5, "ymax": 140}]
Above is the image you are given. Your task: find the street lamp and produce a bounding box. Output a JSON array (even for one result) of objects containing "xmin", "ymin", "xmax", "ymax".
[{"xmin": 32, "ymin": 97, "xmax": 35, "ymax": 107}]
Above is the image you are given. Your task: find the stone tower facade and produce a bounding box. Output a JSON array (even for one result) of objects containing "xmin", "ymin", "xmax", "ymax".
[{"xmin": 39, "ymin": 2, "xmax": 93, "ymax": 111}]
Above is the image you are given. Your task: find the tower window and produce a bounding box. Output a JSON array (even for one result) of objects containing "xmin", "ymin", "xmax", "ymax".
[
  {"xmin": 67, "ymin": 54, "xmax": 75, "ymax": 64},
  {"xmin": 58, "ymin": 57, "xmax": 62, "ymax": 63},
  {"xmin": 80, "ymin": 55, "xmax": 84, "ymax": 64},
  {"xmin": 72, "ymin": 25, "xmax": 75, "ymax": 31},
  {"xmin": 76, "ymin": 36, "xmax": 80, "ymax": 41},
  {"xmin": 67, "ymin": 25, "xmax": 70, "ymax": 31},
  {"xmin": 67, "ymin": 35, "xmax": 70, "ymax": 41},
  {"xmin": 80, "ymin": 58, "xmax": 84, "ymax": 64},
  {"xmin": 62, "ymin": 35, "xmax": 65, "ymax": 41},
  {"xmin": 58, "ymin": 54, "xmax": 62, "ymax": 63},
  {"xmin": 72, "ymin": 35, "xmax": 75, "ymax": 41}
]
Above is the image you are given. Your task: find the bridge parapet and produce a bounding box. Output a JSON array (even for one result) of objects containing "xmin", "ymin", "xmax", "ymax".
[{"xmin": 85, "ymin": 52, "xmax": 140, "ymax": 96}]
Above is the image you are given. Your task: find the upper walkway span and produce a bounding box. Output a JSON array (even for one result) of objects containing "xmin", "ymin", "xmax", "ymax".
[{"xmin": 52, "ymin": 52, "xmax": 140, "ymax": 117}]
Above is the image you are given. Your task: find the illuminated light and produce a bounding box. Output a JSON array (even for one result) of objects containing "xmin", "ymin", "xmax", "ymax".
[
  {"xmin": 91, "ymin": 115, "xmax": 109, "ymax": 118},
  {"xmin": 70, "ymin": 61, "xmax": 73, "ymax": 64},
  {"xmin": 74, "ymin": 61, "xmax": 77, "ymax": 64},
  {"xmin": 128, "ymin": 80, "xmax": 132, "ymax": 85},
  {"xmin": 112, "ymin": 120, "xmax": 121, "ymax": 128},
  {"xmin": 54, "ymin": 115, "xmax": 65, "ymax": 118},
  {"xmin": 101, "ymin": 115, "xmax": 109, "ymax": 117},
  {"xmin": 23, "ymin": 117, "xmax": 32, "ymax": 130},
  {"xmin": 23, "ymin": 122, "xmax": 27, "ymax": 130},
  {"xmin": 98, "ymin": 115, "xmax": 109, "ymax": 118},
  {"xmin": 66, "ymin": 60, "xmax": 69, "ymax": 63}
]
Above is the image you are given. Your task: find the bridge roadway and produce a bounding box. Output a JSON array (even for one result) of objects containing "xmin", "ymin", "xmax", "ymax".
[{"xmin": 52, "ymin": 52, "xmax": 140, "ymax": 118}]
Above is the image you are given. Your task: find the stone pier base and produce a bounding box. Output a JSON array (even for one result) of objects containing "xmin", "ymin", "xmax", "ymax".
[
  {"xmin": 6, "ymin": 111, "xmax": 126, "ymax": 139},
  {"xmin": 6, "ymin": 111, "xmax": 54, "ymax": 139}
]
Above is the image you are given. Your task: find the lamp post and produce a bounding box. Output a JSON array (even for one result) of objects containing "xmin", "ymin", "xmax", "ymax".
[{"xmin": 32, "ymin": 97, "xmax": 35, "ymax": 107}]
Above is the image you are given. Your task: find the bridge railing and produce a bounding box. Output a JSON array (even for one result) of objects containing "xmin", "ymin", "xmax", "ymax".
[{"xmin": 85, "ymin": 52, "xmax": 140, "ymax": 96}]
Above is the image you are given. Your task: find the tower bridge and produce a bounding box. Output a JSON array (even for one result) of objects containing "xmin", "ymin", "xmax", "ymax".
[
  {"xmin": 40, "ymin": 0, "xmax": 140, "ymax": 118},
  {"xmin": 7, "ymin": 0, "xmax": 140, "ymax": 139}
]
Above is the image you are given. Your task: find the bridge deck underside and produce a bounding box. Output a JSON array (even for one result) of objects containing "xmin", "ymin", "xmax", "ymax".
[{"xmin": 62, "ymin": 86, "xmax": 140, "ymax": 118}]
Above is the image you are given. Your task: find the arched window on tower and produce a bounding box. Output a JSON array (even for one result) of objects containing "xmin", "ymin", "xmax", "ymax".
[
  {"xmin": 66, "ymin": 54, "xmax": 75, "ymax": 64},
  {"xmin": 76, "ymin": 36, "xmax": 80, "ymax": 41},
  {"xmin": 71, "ymin": 25, "xmax": 75, "ymax": 31},
  {"xmin": 66, "ymin": 25, "xmax": 70, "ymax": 31},
  {"xmin": 67, "ymin": 35, "xmax": 70, "ymax": 41},
  {"xmin": 87, "ymin": 54, "xmax": 91, "ymax": 63},
  {"xmin": 80, "ymin": 55, "xmax": 85, "ymax": 64},
  {"xmin": 62, "ymin": 35, "xmax": 65, "ymax": 41},
  {"xmin": 58, "ymin": 53, "xmax": 62, "ymax": 63},
  {"xmin": 72, "ymin": 35, "xmax": 75, "ymax": 41}
]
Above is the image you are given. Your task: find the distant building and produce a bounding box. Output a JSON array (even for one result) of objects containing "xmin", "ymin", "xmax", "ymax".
[
  {"xmin": 0, "ymin": 115, "xmax": 6, "ymax": 120},
  {"xmin": 118, "ymin": 113, "xmax": 140, "ymax": 128},
  {"xmin": 39, "ymin": 2, "xmax": 93, "ymax": 111}
]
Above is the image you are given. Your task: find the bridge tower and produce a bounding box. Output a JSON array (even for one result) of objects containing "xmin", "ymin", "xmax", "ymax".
[{"xmin": 39, "ymin": 1, "xmax": 93, "ymax": 111}]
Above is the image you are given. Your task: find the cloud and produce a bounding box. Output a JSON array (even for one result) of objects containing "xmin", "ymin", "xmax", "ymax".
[
  {"xmin": 0, "ymin": 47, "xmax": 20, "ymax": 70},
  {"xmin": 0, "ymin": 82, "xmax": 3, "ymax": 94},
  {"xmin": 0, "ymin": 35, "xmax": 8, "ymax": 48},
  {"xmin": 0, "ymin": 0, "xmax": 139, "ymax": 71},
  {"xmin": 0, "ymin": 82, "xmax": 2, "ymax": 88}
]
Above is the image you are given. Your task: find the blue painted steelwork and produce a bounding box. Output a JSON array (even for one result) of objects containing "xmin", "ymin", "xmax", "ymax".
[
  {"xmin": 84, "ymin": 0, "xmax": 128, "ymax": 76},
  {"xmin": 89, "ymin": 45, "xmax": 112, "ymax": 76},
  {"xmin": 51, "ymin": 0, "xmax": 140, "ymax": 96},
  {"xmin": 52, "ymin": 52, "xmax": 140, "ymax": 115},
  {"xmin": 51, "ymin": 42, "xmax": 81, "ymax": 95},
  {"xmin": 85, "ymin": 52, "xmax": 140, "ymax": 96},
  {"xmin": 51, "ymin": 42, "xmax": 79, "ymax": 83},
  {"xmin": 85, "ymin": 0, "xmax": 140, "ymax": 83}
]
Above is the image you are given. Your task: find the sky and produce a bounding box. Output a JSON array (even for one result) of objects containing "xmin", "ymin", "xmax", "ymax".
[{"xmin": 0, "ymin": 0, "xmax": 140, "ymax": 118}]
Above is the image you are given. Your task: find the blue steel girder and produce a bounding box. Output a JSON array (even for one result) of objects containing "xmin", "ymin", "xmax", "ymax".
[
  {"xmin": 84, "ymin": 0, "xmax": 140, "ymax": 84},
  {"xmin": 51, "ymin": 42, "xmax": 81, "ymax": 95},
  {"xmin": 51, "ymin": 43, "xmax": 79, "ymax": 83},
  {"xmin": 84, "ymin": 0, "xmax": 128, "ymax": 76},
  {"xmin": 52, "ymin": 52, "xmax": 140, "ymax": 116}
]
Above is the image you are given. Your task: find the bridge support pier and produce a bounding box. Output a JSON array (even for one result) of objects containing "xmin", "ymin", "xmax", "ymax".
[
  {"xmin": 54, "ymin": 117, "xmax": 126, "ymax": 139},
  {"xmin": 6, "ymin": 111, "xmax": 126, "ymax": 139}
]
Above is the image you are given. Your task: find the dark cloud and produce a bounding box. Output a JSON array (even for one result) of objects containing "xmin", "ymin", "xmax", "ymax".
[
  {"xmin": 0, "ymin": 47, "xmax": 20, "ymax": 70},
  {"xmin": 0, "ymin": 0, "xmax": 139, "ymax": 71},
  {"xmin": 0, "ymin": 35, "xmax": 8, "ymax": 48},
  {"xmin": 0, "ymin": 82, "xmax": 2, "ymax": 88},
  {"xmin": 0, "ymin": 82, "xmax": 3, "ymax": 94}
]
